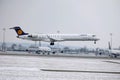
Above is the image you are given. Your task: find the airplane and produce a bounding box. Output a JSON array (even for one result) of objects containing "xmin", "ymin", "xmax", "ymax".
[
  {"xmin": 26, "ymin": 46, "xmax": 51, "ymax": 55},
  {"xmin": 10, "ymin": 26, "xmax": 100, "ymax": 45},
  {"xmin": 96, "ymin": 42, "xmax": 120, "ymax": 58},
  {"xmin": 108, "ymin": 42, "xmax": 120, "ymax": 58}
]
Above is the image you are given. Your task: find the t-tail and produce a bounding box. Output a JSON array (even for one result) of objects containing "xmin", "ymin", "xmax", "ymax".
[{"xmin": 10, "ymin": 26, "xmax": 28, "ymax": 36}]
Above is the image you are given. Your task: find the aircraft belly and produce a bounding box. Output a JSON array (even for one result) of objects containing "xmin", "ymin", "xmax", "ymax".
[
  {"xmin": 42, "ymin": 38, "xmax": 51, "ymax": 42},
  {"xmin": 64, "ymin": 38, "xmax": 93, "ymax": 41}
]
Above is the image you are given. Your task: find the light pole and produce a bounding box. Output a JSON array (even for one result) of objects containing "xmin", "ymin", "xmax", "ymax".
[
  {"xmin": 110, "ymin": 33, "xmax": 112, "ymax": 49},
  {"xmin": 57, "ymin": 30, "xmax": 60, "ymax": 52},
  {"xmin": 2, "ymin": 28, "xmax": 6, "ymax": 52}
]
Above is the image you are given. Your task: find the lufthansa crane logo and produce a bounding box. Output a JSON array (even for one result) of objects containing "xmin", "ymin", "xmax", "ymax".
[{"xmin": 17, "ymin": 30, "xmax": 23, "ymax": 35}]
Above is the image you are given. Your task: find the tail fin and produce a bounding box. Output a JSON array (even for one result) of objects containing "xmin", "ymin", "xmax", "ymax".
[
  {"xmin": 108, "ymin": 41, "xmax": 111, "ymax": 50},
  {"xmin": 10, "ymin": 26, "xmax": 28, "ymax": 36}
]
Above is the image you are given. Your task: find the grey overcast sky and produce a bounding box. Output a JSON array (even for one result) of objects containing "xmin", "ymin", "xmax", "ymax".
[{"xmin": 0, "ymin": 0, "xmax": 120, "ymax": 48}]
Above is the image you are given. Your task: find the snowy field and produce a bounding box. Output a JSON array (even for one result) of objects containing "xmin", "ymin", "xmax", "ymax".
[{"xmin": 0, "ymin": 52, "xmax": 120, "ymax": 80}]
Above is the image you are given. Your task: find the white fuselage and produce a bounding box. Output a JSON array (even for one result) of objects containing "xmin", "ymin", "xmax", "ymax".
[
  {"xmin": 109, "ymin": 49, "xmax": 120, "ymax": 55},
  {"xmin": 27, "ymin": 46, "xmax": 51, "ymax": 53},
  {"xmin": 18, "ymin": 34, "xmax": 99, "ymax": 42}
]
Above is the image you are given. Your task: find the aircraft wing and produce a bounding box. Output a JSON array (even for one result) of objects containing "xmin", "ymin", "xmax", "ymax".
[{"xmin": 47, "ymin": 35, "xmax": 64, "ymax": 42}]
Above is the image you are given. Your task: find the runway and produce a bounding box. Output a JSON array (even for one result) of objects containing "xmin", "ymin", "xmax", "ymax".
[{"xmin": 0, "ymin": 52, "xmax": 120, "ymax": 80}]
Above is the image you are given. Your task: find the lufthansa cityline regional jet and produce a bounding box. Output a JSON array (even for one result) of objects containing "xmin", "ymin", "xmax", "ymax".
[{"xmin": 10, "ymin": 26, "xmax": 100, "ymax": 45}]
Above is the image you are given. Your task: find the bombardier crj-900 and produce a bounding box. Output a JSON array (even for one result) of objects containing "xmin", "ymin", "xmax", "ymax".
[{"xmin": 10, "ymin": 26, "xmax": 100, "ymax": 45}]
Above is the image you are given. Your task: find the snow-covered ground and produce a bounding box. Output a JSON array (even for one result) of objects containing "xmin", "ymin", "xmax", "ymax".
[{"xmin": 0, "ymin": 52, "xmax": 120, "ymax": 80}]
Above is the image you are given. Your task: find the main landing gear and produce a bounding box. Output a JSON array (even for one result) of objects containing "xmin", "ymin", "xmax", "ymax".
[{"xmin": 50, "ymin": 42, "xmax": 54, "ymax": 45}]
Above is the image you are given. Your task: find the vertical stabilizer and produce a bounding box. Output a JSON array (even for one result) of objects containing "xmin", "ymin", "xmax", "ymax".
[{"xmin": 10, "ymin": 26, "xmax": 28, "ymax": 36}]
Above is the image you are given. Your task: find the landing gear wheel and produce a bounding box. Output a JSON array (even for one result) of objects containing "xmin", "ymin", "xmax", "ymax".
[{"xmin": 50, "ymin": 42, "xmax": 54, "ymax": 45}]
